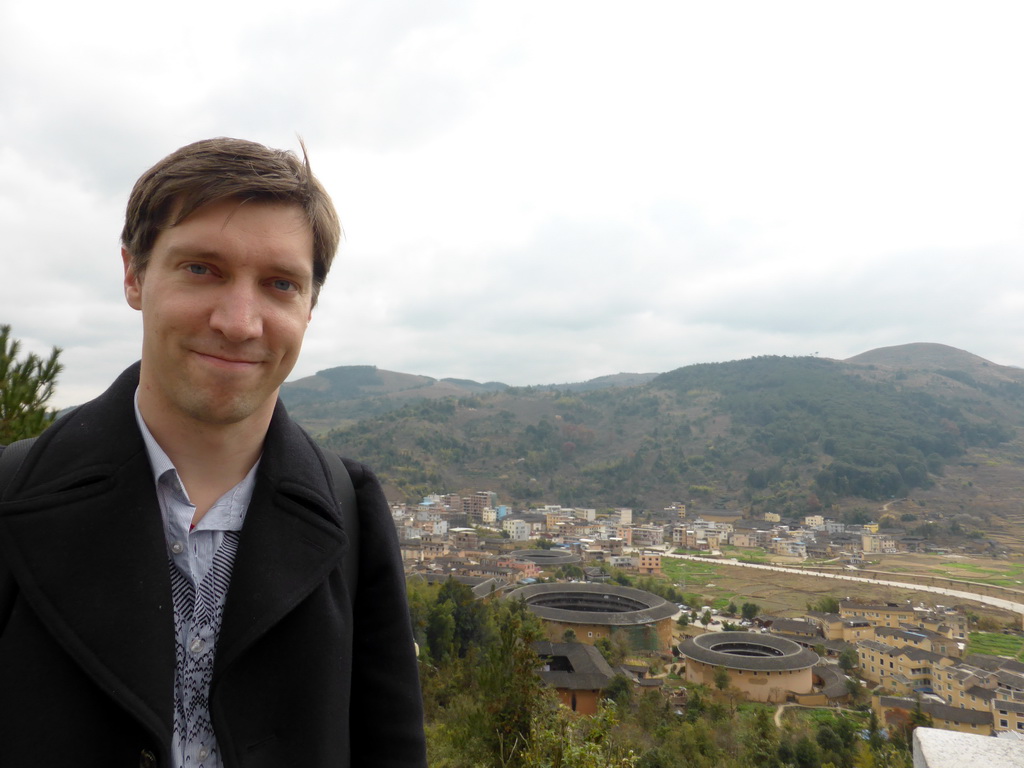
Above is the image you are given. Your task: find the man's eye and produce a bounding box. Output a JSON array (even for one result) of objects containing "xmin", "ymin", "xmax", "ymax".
[
  {"xmin": 187, "ymin": 264, "xmax": 210, "ymax": 275},
  {"xmin": 272, "ymin": 279, "xmax": 297, "ymax": 292}
]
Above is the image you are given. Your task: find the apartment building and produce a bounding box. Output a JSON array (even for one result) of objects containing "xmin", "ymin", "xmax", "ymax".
[
  {"xmin": 993, "ymin": 698, "xmax": 1024, "ymax": 735},
  {"xmin": 857, "ymin": 639, "xmax": 944, "ymax": 693},
  {"xmin": 862, "ymin": 533, "xmax": 898, "ymax": 554},
  {"xmin": 840, "ymin": 601, "xmax": 918, "ymax": 628},
  {"xmin": 874, "ymin": 626, "xmax": 958, "ymax": 657},
  {"xmin": 502, "ymin": 518, "xmax": 532, "ymax": 541},
  {"xmin": 630, "ymin": 524, "xmax": 666, "ymax": 548},
  {"xmin": 638, "ymin": 550, "xmax": 663, "ymax": 576}
]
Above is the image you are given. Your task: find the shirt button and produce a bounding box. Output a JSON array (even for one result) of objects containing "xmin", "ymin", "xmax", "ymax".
[
  {"xmin": 197, "ymin": 746, "xmax": 210, "ymax": 760},
  {"xmin": 189, "ymin": 637, "xmax": 205, "ymax": 654},
  {"xmin": 171, "ymin": 541, "xmax": 184, "ymax": 554}
]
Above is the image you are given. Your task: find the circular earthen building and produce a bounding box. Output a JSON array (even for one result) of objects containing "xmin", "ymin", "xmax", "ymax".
[
  {"xmin": 678, "ymin": 631, "xmax": 819, "ymax": 702},
  {"xmin": 506, "ymin": 582, "xmax": 677, "ymax": 651}
]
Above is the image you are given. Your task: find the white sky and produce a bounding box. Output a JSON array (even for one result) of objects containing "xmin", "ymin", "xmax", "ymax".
[{"xmin": 2, "ymin": 0, "xmax": 1023, "ymax": 408}]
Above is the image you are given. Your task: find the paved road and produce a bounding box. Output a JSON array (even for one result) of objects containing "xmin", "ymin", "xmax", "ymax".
[{"xmin": 663, "ymin": 552, "xmax": 1024, "ymax": 619}]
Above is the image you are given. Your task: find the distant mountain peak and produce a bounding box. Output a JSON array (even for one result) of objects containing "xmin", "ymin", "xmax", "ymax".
[{"xmin": 845, "ymin": 343, "xmax": 993, "ymax": 369}]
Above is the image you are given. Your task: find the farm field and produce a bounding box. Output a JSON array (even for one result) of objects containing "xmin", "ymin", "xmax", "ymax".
[
  {"xmin": 872, "ymin": 552, "xmax": 1024, "ymax": 591},
  {"xmin": 965, "ymin": 632, "xmax": 1024, "ymax": 661},
  {"xmin": 658, "ymin": 554, "xmax": 1022, "ymax": 626}
]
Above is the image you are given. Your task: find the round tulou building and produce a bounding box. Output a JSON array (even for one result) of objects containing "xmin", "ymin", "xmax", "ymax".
[
  {"xmin": 506, "ymin": 582, "xmax": 677, "ymax": 651},
  {"xmin": 678, "ymin": 631, "xmax": 819, "ymax": 702},
  {"xmin": 509, "ymin": 549, "xmax": 582, "ymax": 567}
]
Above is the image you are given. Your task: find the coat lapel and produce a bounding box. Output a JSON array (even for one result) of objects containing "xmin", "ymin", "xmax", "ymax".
[
  {"xmin": 0, "ymin": 365, "xmax": 175, "ymax": 744},
  {"xmin": 214, "ymin": 405, "xmax": 349, "ymax": 676}
]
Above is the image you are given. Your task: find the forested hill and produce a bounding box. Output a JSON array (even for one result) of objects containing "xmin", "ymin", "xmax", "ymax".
[{"xmin": 281, "ymin": 344, "xmax": 1024, "ymax": 525}]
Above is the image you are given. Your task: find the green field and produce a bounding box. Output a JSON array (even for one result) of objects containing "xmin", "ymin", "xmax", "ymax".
[
  {"xmin": 965, "ymin": 632, "xmax": 1024, "ymax": 661},
  {"xmin": 662, "ymin": 558, "xmax": 720, "ymax": 587},
  {"xmin": 929, "ymin": 561, "xmax": 1024, "ymax": 588},
  {"xmin": 719, "ymin": 545, "xmax": 771, "ymax": 563}
]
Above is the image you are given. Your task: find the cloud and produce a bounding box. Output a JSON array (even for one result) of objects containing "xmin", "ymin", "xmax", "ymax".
[{"xmin": 4, "ymin": 0, "xmax": 1024, "ymax": 405}]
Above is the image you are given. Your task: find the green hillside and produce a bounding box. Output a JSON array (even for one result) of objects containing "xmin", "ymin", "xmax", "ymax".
[{"xmin": 293, "ymin": 345, "xmax": 1024, "ymax": 534}]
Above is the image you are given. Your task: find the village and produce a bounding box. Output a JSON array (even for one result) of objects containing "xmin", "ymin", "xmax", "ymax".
[
  {"xmin": 390, "ymin": 490, "xmax": 1024, "ymax": 743},
  {"xmin": 394, "ymin": 492, "xmax": 973, "ymax": 578}
]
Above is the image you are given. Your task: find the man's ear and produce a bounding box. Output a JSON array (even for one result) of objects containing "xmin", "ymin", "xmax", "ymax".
[{"xmin": 122, "ymin": 247, "xmax": 143, "ymax": 310}]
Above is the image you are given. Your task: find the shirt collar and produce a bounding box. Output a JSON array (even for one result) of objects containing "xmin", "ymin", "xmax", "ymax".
[
  {"xmin": 133, "ymin": 388, "xmax": 259, "ymax": 532},
  {"xmin": 134, "ymin": 388, "xmax": 179, "ymax": 488}
]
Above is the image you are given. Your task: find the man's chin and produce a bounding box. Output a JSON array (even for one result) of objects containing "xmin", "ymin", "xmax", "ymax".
[{"xmin": 179, "ymin": 391, "xmax": 272, "ymax": 427}]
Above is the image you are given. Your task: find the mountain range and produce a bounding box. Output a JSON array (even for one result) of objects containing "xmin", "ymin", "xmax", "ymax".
[{"xmin": 281, "ymin": 343, "xmax": 1024, "ymax": 546}]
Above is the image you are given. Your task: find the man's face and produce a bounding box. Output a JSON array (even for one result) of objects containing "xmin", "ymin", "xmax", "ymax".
[{"xmin": 123, "ymin": 198, "xmax": 315, "ymax": 430}]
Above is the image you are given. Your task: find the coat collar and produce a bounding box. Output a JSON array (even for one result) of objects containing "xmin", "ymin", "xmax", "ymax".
[{"xmin": 0, "ymin": 364, "xmax": 348, "ymax": 741}]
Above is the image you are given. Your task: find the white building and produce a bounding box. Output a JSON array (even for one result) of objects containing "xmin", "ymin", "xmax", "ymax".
[{"xmin": 502, "ymin": 518, "xmax": 531, "ymax": 541}]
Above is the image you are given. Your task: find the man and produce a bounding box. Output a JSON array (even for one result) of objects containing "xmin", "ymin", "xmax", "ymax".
[{"xmin": 0, "ymin": 138, "xmax": 427, "ymax": 767}]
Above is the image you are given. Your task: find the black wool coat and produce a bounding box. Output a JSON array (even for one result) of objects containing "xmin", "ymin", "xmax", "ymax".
[{"xmin": 0, "ymin": 364, "xmax": 427, "ymax": 768}]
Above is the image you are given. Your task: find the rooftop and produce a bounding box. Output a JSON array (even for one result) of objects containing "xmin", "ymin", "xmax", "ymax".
[
  {"xmin": 914, "ymin": 727, "xmax": 1024, "ymax": 768},
  {"xmin": 533, "ymin": 641, "xmax": 616, "ymax": 691},
  {"xmin": 507, "ymin": 582, "xmax": 676, "ymax": 626},
  {"xmin": 679, "ymin": 631, "xmax": 820, "ymax": 672}
]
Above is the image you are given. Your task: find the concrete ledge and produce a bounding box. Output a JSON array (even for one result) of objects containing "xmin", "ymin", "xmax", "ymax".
[{"xmin": 913, "ymin": 727, "xmax": 1024, "ymax": 768}]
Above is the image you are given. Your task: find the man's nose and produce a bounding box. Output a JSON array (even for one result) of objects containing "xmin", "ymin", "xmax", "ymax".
[{"xmin": 209, "ymin": 283, "xmax": 263, "ymax": 341}]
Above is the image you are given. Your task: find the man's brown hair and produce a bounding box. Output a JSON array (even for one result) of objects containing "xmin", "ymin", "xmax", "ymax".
[{"xmin": 121, "ymin": 137, "xmax": 341, "ymax": 304}]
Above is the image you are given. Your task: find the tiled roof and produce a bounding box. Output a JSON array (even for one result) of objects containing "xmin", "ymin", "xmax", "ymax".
[
  {"xmin": 770, "ymin": 619, "xmax": 820, "ymax": 636},
  {"xmin": 965, "ymin": 685, "xmax": 996, "ymax": 701},
  {"xmin": 858, "ymin": 639, "xmax": 897, "ymax": 654},
  {"xmin": 533, "ymin": 641, "xmax": 616, "ymax": 691},
  {"xmin": 680, "ymin": 632, "xmax": 819, "ymax": 672},
  {"xmin": 813, "ymin": 664, "xmax": 850, "ymax": 699},
  {"xmin": 996, "ymin": 671, "xmax": 1024, "ymax": 690},
  {"xmin": 898, "ymin": 647, "xmax": 946, "ymax": 663},
  {"xmin": 508, "ymin": 582, "xmax": 677, "ymax": 626},
  {"xmin": 963, "ymin": 654, "xmax": 1009, "ymax": 672}
]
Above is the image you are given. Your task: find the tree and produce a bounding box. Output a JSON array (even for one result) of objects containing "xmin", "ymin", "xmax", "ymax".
[
  {"xmin": 594, "ymin": 633, "xmax": 631, "ymax": 667},
  {"xmin": 521, "ymin": 700, "xmax": 638, "ymax": 768},
  {"xmin": 866, "ymin": 708, "xmax": 885, "ymax": 754},
  {"xmin": 603, "ymin": 674, "xmax": 634, "ymax": 707},
  {"xmin": 808, "ymin": 596, "xmax": 841, "ymax": 613},
  {"xmin": 792, "ymin": 735, "xmax": 820, "ymax": 768},
  {"xmin": 713, "ymin": 666, "xmax": 730, "ymax": 692},
  {"xmin": 845, "ymin": 677, "xmax": 865, "ymax": 704},
  {"xmin": 741, "ymin": 602, "xmax": 761, "ymax": 620},
  {"xmin": 700, "ymin": 610, "xmax": 712, "ymax": 627},
  {"xmin": 838, "ymin": 646, "xmax": 859, "ymax": 672},
  {"xmin": 425, "ymin": 599, "xmax": 456, "ymax": 663},
  {"xmin": 477, "ymin": 600, "xmax": 546, "ymax": 766},
  {"xmin": 0, "ymin": 325, "xmax": 63, "ymax": 444},
  {"xmin": 558, "ymin": 564, "xmax": 585, "ymax": 581},
  {"xmin": 743, "ymin": 707, "xmax": 781, "ymax": 768},
  {"xmin": 905, "ymin": 697, "xmax": 933, "ymax": 747}
]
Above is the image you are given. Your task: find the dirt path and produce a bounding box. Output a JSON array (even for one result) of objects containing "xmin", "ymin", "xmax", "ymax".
[{"xmin": 774, "ymin": 703, "xmax": 787, "ymax": 727}]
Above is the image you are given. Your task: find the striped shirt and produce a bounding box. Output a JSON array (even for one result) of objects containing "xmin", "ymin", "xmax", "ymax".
[{"xmin": 134, "ymin": 393, "xmax": 259, "ymax": 768}]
